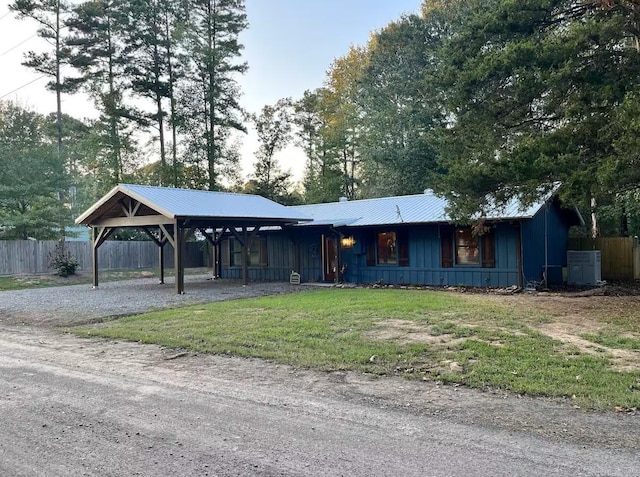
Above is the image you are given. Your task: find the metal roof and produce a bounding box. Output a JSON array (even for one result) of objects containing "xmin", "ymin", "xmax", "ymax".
[
  {"xmin": 76, "ymin": 184, "xmax": 311, "ymax": 225},
  {"xmin": 289, "ymin": 192, "xmax": 548, "ymax": 228}
]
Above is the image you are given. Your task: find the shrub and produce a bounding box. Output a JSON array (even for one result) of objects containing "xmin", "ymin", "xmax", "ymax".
[{"xmin": 48, "ymin": 241, "xmax": 79, "ymax": 277}]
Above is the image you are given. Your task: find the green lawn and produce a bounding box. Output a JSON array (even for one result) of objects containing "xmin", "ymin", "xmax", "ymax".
[{"xmin": 75, "ymin": 288, "xmax": 640, "ymax": 410}]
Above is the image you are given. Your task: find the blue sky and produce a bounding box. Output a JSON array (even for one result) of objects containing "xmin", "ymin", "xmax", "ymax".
[
  {"xmin": 241, "ymin": 0, "xmax": 421, "ymax": 112},
  {"xmin": 0, "ymin": 0, "xmax": 423, "ymax": 181}
]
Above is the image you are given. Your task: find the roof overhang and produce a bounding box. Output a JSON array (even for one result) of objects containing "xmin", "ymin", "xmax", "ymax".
[
  {"xmin": 76, "ymin": 185, "xmax": 175, "ymax": 226},
  {"xmin": 76, "ymin": 184, "xmax": 312, "ymax": 229}
]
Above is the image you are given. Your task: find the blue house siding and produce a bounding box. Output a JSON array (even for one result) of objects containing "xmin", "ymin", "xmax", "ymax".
[
  {"xmin": 346, "ymin": 224, "xmax": 519, "ymax": 287},
  {"xmin": 296, "ymin": 231, "xmax": 324, "ymax": 282},
  {"xmin": 221, "ymin": 223, "xmax": 521, "ymax": 287},
  {"xmin": 521, "ymin": 204, "xmax": 568, "ymax": 285},
  {"xmin": 219, "ymin": 199, "xmax": 575, "ymax": 288},
  {"xmin": 223, "ymin": 234, "xmax": 294, "ymax": 281}
]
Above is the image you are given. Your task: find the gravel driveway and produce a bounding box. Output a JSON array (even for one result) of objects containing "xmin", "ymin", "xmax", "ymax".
[{"xmin": 0, "ymin": 276, "xmax": 295, "ymax": 326}]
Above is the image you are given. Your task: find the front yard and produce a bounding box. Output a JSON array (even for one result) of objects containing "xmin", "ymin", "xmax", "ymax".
[{"xmin": 77, "ymin": 288, "xmax": 640, "ymax": 410}]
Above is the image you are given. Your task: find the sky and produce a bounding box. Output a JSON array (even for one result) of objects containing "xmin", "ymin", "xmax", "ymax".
[{"xmin": 0, "ymin": 0, "xmax": 422, "ymax": 182}]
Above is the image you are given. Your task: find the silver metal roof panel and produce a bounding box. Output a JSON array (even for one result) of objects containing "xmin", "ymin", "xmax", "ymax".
[
  {"xmin": 76, "ymin": 184, "xmax": 311, "ymax": 225},
  {"xmin": 289, "ymin": 192, "xmax": 547, "ymax": 228},
  {"xmin": 121, "ymin": 184, "xmax": 310, "ymax": 220}
]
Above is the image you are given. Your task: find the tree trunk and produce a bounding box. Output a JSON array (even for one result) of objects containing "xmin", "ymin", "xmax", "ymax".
[
  {"xmin": 55, "ymin": 0, "xmax": 62, "ymax": 162},
  {"xmin": 164, "ymin": 7, "xmax": 179, "ymax": 187},
  {"xmin": 591, "ymin": 197, "xmax": 599, "ymax": 239}
]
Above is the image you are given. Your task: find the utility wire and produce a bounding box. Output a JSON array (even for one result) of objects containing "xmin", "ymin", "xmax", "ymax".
[
  {"xmin": 0, "ymin": 11, "xmax": 11, "ymax": 21},
  {"xmin": 0, "ymin": 33, "xmax": 37, "ymax": 57},
  {"xmin": 0, "ymin": 74, "xmax": 47, "ymax": 99}
]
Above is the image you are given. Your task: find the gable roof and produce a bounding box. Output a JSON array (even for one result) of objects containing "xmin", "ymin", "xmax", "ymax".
[
  {"xmin": 76, "ymin": 184, "xmax": 311, "ymax": 226},
  {"xmin": 288, "ymin": 192, "xmax": 552, "ymax": 228}
]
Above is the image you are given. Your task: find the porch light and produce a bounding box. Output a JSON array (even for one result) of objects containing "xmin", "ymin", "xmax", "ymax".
[{"xmin": 341, "ymin": 236, "xmax": 356, "ymax": 248}]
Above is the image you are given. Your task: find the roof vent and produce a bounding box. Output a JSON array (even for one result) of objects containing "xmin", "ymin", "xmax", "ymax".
[
  {"xmin": 338, "ymin": 197, "xmax": 349, "ymax": 202},
  {"xmin": 424, "ymin": 189, "xmax": 434, "ymax": 195}
]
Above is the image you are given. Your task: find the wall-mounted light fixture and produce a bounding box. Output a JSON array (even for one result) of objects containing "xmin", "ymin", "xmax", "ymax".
[{"xmin": 340, "ymin": 236, "xmax": 356, "ymax": 248}]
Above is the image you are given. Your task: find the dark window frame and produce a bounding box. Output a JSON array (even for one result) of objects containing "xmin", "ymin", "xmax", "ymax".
[
  {"xmin": 441, "ymin": 225, "xmax": 495, "ymax": 269},
  {"xmin": 228, "ymin": 236, "xmax": 268, "ymax": 268},
  {"xmin": 377, "ymin": 231, "xmax": 398, "ymax": 265},
  {"xmin": 366, "ymin": 230, "xmax": 409, "ymax": 267},
  {"xmin": 455, "ymin": 228, "xmax": 479, "ymax": 266}
]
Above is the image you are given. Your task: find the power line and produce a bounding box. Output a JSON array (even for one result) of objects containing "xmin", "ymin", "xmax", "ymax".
[
  {"xmin": 0, "ymin": 75, "xmax": 47, "ymax": 99},
  {"xmin": 0, "ymin": 33, "xmax": 38, "ymax": 57},
  {"xmin": 0, "ymin": 11, "xmax": 11, "ymax": 21}
]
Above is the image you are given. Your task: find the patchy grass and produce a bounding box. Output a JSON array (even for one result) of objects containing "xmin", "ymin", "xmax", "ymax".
[
  {"xmin": 75, "ymin": 288, "xmax": 640, "ymax": 410},
  {"xmin": 0, "ymin": 267, "xmax": 210, "ymax": 291},
  {"xmin": 582, "ymin": 333, "xmax": 640, "ymax": 351}
]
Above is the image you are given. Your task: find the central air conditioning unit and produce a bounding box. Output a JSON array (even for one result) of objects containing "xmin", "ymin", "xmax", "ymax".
[{"xmin": 567, "ymin": 250, "xmax": 602, "ymax": 285}]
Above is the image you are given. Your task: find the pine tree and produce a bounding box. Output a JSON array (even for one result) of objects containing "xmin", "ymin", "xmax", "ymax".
[
  {"xmin": 11, "ymin": 0, "xmax": 68, "ymax": 162},
  {"xmin": 183, "ymin": 0, "xmax": 248, "ymax": 190}
]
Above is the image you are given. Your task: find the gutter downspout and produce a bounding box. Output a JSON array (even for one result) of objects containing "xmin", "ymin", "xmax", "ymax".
[
  {"xmin": 544, "ymin": 202, "xmax": 549, "ymax": 287},
  {"xmin": 517, "ymin": 222, "xmax": 523, "ymax": 288}
]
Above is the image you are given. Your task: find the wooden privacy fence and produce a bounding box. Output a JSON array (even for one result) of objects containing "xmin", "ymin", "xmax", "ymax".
[
  {"xmin": 0, "ymin": 240, "xmax": 207, "ymax": 276},
  {"xmin": 568, "ymin": 237, "xmax": 640, "ymax": 281}
]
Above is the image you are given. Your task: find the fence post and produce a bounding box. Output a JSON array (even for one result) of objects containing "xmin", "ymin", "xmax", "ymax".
[{"xmin": 634, "ymin": 238, "xmax": 640, "ymax": 280}]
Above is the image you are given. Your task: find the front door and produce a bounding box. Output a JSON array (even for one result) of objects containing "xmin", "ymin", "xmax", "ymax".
[{"xmin": 323, "ymin": 235, "xmax": 337, "ymax": 282}]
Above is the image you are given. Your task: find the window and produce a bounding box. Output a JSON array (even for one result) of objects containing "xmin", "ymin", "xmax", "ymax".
[
  {"xmin": 366, "ymin": 230, "xmax": 409, "ymax": 267},
  {"xmin": 377, "ymin": 232, "xmax": 397, "ymax": 264},
  {"xmin": 455, "ymin": 228, "xmax": 479, "ymax": 265},
  {"xmin": 441, "ymin": 225, "xmax": 495, "ymax": 268},
  {"xmin": 228, "ymin": 236, "xmax": 267, "ymax": 267}
]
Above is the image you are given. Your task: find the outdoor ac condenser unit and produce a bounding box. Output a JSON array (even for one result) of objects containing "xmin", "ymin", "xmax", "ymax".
[{"xmin": 567, "ymin": 251, "xmax": 602, "ymax": 286}]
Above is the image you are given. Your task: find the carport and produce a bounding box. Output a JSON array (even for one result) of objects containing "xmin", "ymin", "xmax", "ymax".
[{"xmin": 75, "ymin": 184, "xmax": 310, "ymax": 293}]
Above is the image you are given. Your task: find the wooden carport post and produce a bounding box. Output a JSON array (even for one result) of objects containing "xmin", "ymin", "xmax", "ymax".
[
  {"xmin": 174, "ymin": 220, "xmax": 185, "ymax": 294},
  {"xmin": 199, "ymin": 227, "xmax": 226, "ymax": 279},
  {"xmin": 143, "ymin": 226, "xmax": 168, "ymax": 285},
  {"xmin": 242, "ymin": 226, "xmax": 249, "ymax": 286},
  {"xmin": 227, "ymin": 225, "xmax": 262, "ymax": 286},
  {"xmin": 92, "ymin": 227, "xmax": 99, "ymax": 288},
  {"xmin": 91, "ymin": 226, "xmax": 115, "ymax": 288},
  {"xmin": 159, "ymin": 240, "xmax": 165, "ymax": 284}
]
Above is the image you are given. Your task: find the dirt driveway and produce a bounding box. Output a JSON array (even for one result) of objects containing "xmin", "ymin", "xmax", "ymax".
[{"xmin": 1, "ymin": 280, "xmax": 640, "ymax": 476}]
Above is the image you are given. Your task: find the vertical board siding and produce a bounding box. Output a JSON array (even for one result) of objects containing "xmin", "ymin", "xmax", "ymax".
[
  {"xmin": 0, "ymin": 240, "xmax": 206, "ymax": 275},
  {"xmin": 219, "ymin": 223, "xmax": 528, "ymax": 288},
  {"xmin": 522, "ymin": 204, "xmax": 569, "ymax": 284}
]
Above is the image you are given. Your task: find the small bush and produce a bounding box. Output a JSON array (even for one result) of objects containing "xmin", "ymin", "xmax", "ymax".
[{"xmin": 48, "ymin": 241, "xmax": 79, "ymax": 277}]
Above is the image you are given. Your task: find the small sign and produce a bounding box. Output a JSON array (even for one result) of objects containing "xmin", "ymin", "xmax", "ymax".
[{"xmin": 289, "ymin": 271, "xmax": 301, "ymax": 285}]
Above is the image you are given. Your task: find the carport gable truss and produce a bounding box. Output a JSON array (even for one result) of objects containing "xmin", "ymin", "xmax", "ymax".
[{"xmin": 75, "ymin": 184, "xmax": 311, "ymax": 293}]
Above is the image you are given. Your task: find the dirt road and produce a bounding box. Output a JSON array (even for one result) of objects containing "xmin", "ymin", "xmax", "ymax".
[{"xmin": 1, "ymin": 323, "xmax": 639, "ymax": 477}]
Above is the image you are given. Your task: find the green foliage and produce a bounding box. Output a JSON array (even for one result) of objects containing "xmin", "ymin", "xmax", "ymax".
[
  {"xmin": 430, "ymin": 0, "xmax": 640, "ymax": 223},
  {"xmin": 0, "ymin": 102, "xmax": 72, "ymax": 239},
  {"xmin": 357, "ymin": 14, "xmax": 443, "ymax": 198},
  {"xmin": 182, "ymin": 0, "xmax": 248, "ymax": 191},
  {"xmin": 48, "ymin": 241, "xmax": 78, "ymax": 277},
  {"xmin": 250, "ymin": 98, "xmax": 297, "ymax": 203},
  {"xmin": 293, "ymin": 89, "xmax": 343, "ymax": 204},
  {"xmin": 62, "ymin": 0, "xmax": 248, "ymax": 193}
]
